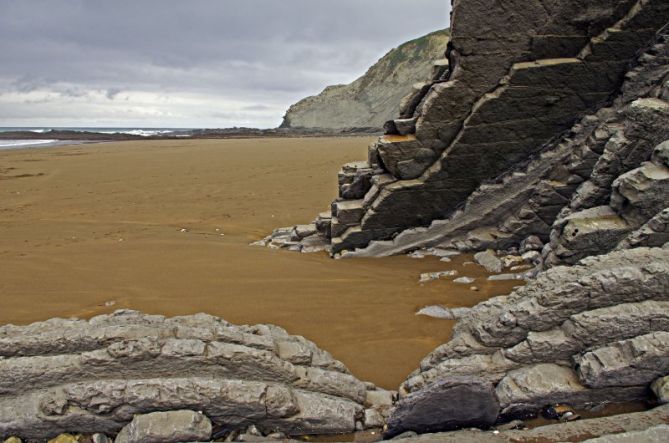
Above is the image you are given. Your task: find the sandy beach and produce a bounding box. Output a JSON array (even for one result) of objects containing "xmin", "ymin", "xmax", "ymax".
[{"xmin": 0, "ymin": 137, "xmax": 520, "ymax": 389}]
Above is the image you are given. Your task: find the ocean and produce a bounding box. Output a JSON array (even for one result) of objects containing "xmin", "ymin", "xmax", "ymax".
[{"xmin": 0, "ymin": 127, "xmax": 195, "ymax": 150}]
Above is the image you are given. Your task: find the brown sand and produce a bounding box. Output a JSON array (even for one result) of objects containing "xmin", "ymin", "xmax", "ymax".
[{"xmin": 0, "ymin": 138, "xmax": 520, "ymax": 389}]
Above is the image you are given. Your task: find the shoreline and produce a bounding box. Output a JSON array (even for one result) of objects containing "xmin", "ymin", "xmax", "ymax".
[{"xmin": 0, "ymin": 127, "xmax": 383, "ymax": 143}]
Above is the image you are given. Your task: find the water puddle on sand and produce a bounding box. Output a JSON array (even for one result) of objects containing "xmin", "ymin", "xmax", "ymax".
[{"xmin": 0, "ymin": 137, "xmax": 522, "ymax": 389}]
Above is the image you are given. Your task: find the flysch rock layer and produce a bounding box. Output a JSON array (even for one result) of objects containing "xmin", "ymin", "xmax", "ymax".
[
  {"xmin": 264, "ymin": 0, "xmax": 669, "ymax": 257},
  {"xmin": 395, "ymin": 405, "xmax": 669, "ymax": 442},
  {"xmin": 344, "ymin": 35, "xmax": 669, "ymax": 258},
  {"xmin": 0, "ymin": 310, "xmax": 394, "ymax": 440},
  {"xmin": 386, "ymin": 246, "xmax": 669, "ymax": 433},
  {"xmin": 280, "ymin": 30, "xmax": 450, "ymax": 131}
]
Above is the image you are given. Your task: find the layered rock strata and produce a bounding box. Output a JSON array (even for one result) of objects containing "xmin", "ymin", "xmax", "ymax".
[
  {"xmin": 395, "ymin": 405, "xmax": 669, "ymax": 442},
  {"xmin": 387, "ymin": 246, "xmax": 669, "ymax": 433},
  {"xmin": 0, "ymin": 310, "xmax": 393, "ymax": 440},
  {"xmin": 266, "ymin": 0, "xmax": 669, "ymax": 256},
  {"xmin": 345, "ymin": 41, "xmax": 669, "ymax": 258}
]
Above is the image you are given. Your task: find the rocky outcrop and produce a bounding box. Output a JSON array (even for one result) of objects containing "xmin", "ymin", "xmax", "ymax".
[
  {"xmin": 266, "ymin": 0, "xmax": 669, "ymax": 257},
  {"xmin": 338, "ymin": 31, "xmax": 669, "ymax": 258},
  {"xmin": 253, "ymin": 3, "xmax": 669, "ymax": 435},
  {"xmin": 280, "ymin": 30, "xmax": 450, "ymax": 130},
  {"xmin": 395, "ymin": 246, "xmax": 669, "ymax": 426},
  {"xmin": 0, "ymin": 310, "xmax": 393, "ymax": 440},
  {"xmin": 393, "ymin": 405, "xmax": 669, "ymax": 442}
]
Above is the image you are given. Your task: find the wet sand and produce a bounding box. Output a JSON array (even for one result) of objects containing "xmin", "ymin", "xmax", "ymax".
[{"xmin": 0, "ymin": 138, "xmax": 520, "ymax": 389}]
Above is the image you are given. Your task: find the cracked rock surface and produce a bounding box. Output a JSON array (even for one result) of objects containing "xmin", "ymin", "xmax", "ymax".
[
  {"xmin": 0, "ymin": 310, "xmax": 393, "ymax": 440},
  {"xmin": 392, "ymin": 246, "xmax": 669, "ymax": 429}
]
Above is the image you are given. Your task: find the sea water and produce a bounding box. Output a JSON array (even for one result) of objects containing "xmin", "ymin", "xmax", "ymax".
[
  {"xmin": 0, "ymin": 127, "xmax": 191, "ymax": 136},
  {"xmin": 0, "ymin": 127, "xmax": 194, "ymax": 150},
  {"xmin": 0, "ymin": 139, "xmax": 63, "ymax": 150}
]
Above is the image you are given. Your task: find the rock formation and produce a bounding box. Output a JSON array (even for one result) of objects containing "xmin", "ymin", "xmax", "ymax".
[
  {"xmin": 266, "ymin": 0, "xmax": 669, "ymax": 257},
  {"xmin": 389, "ymin": 246, "xmax": 669, "ymax": 434},
  {"xmin": 0, "ymin": 310, "xmax": 394, "ymax": 440},
  {"xmin": 280, "ymin": 30, "xmax": 449, "ymax": 131},
  {"xmin": 256, "ymin": 0, "xmax": 669, "ymax": 439},
  {"xmin": 388, "ymin": 406, "xmax": 669, "ymax": 442}
]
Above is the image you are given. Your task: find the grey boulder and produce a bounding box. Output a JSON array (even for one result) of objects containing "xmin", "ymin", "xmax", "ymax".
[
  {"xmin": 474, "ymin": 250, "xmax": 503, "ymax": 273},
  {"xmin": 114, "ymin": 410, "xmax": 212, "ymax": 443},
  {"xmin": 385, "ymin": 377, "xmax": 499, "ymax": 438}
]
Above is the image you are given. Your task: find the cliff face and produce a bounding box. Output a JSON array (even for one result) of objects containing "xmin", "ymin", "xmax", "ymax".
[
  {"xmin": 280, "ymin": 30, "xmax": 450, "ymax": 130},
  {"xmin": 267, "ymin": 0, "xmax": 669, "ymax": 258}
]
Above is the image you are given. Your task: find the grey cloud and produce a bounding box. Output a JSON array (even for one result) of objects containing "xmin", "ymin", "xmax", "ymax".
[
  {"xmin": 0, "ymin": 0, "xmax": 450, "ymax": 127},
  {"xmin": 106, "ymin": 88, "xmax": 122, "ymax": 100}
]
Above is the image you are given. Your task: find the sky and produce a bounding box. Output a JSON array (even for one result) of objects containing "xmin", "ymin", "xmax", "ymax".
[{"xmin": 0, "ymin": 0, "xmax": 450, "ymax": 129}]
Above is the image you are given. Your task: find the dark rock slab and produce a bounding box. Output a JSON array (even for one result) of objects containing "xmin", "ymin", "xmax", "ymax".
[{"xmin": 385, "ymin": 377, "xmax": 499, "ymax": 438}]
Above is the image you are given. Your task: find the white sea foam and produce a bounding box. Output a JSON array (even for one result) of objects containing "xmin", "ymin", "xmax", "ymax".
[
  {"xmin": 124, "ymin": 129, "xmax": 176, "ymax": 137},
  {"xmin": 0, "ymin": 127, "xmax": 190, "ymax": 138},
  {"xmin": 0, "ymin": 139, "xmax": 59, "ymax": 149},
  {"xmin": 95, "ymin": 129, "xmax": 176, "ymax": 137}
]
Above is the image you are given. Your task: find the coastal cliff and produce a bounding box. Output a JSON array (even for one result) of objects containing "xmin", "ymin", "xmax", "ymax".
[
  {"xmin": 268, "ymin": 0, "xmax": 669, "ymax": 258},
  {"xmin": 280, "ymin": 30, "xmax": 450, "ymax": 131}
]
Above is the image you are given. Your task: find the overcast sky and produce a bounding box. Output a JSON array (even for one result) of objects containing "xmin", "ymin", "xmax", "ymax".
[{"xmin": 0, "ymin": 0, "xmax": 450, "ymax": 129}]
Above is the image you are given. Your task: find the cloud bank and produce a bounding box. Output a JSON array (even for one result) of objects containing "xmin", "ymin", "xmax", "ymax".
[{"xmin": 0, "ymin": 0, "xmax": 450, "ymax": 128}]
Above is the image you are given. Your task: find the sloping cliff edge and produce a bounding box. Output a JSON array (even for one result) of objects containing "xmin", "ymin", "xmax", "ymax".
[{"xmin": 280, "ymin": 30, "xmax": 450, "ymax": 131}]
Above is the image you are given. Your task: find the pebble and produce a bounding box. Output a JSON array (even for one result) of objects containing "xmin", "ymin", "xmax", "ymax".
[
  {"xmin": 92, "ymin": 435, "xmax": 112, "ymax": 443},
  {"xmin": 453, "ymin": 276, "xmax": 475, "ymax": 284},
  {"xmin": 522, "ymin": 250, "xmax": 542, "ymax": 265},
  {"xmin": 488, "ymin": 273, "xmax": 521, "ymax": 281},
  {"xmin": 416, "ymin": 305, "xmax": 470, "ymax": 320},
  {"xmin": 496, "ymin": 419, "xmax": 526, "ymax": 431},
  {"xmin": 48, "ymin": 435, "xmax": 79, "ymax": 443},
  {"xmin": 428, "ymin": 248, "xmax": 461, "ymax": 258},
  {"xmin": 501, "ymin": 255, "xmax": 525, "ymax": 268},
  {"xmin": 474, "ymin": 249, "xmax": 504, "ymax": 273},
  {"xmin": 419, "ymin": 270, "xmax": 458, "ymax": 283}
]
